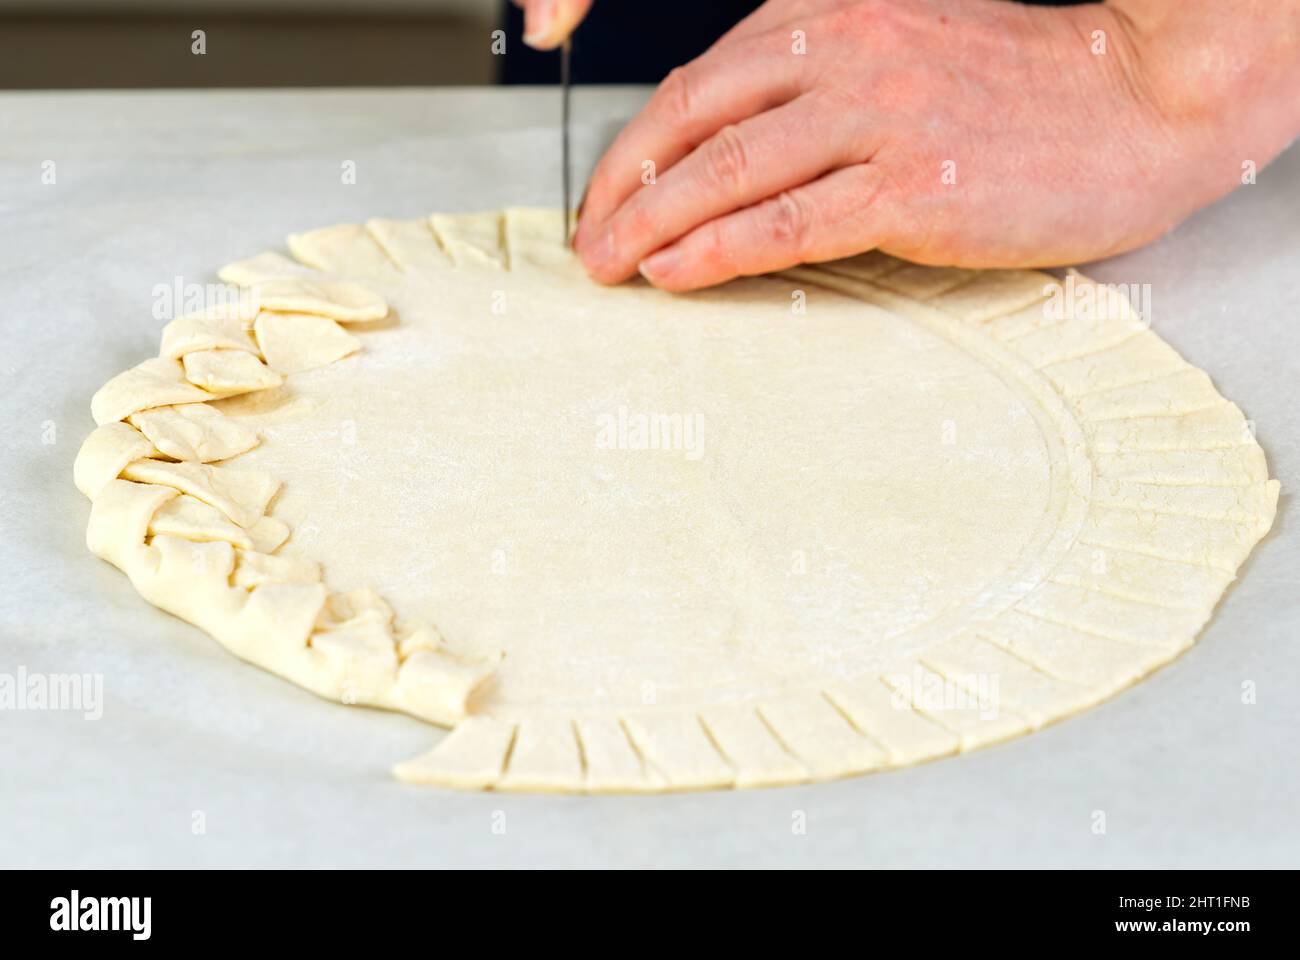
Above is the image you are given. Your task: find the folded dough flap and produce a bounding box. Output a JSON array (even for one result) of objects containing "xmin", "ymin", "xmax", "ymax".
[
  {"xmin": 120, "ymin": 458, "xmax": 278, "ymax": 530},
  {"xmin": 232, "ymin": 550, "xmax": 320, "ymax": 589},
  {"xmin": 254, "ymin": 311, "xmax": 359, "ymax": 374},
  {"xmin": 139, "ymin": 534, "xmax": 243, "ymax": 632},
  {"xmin": 90, "ymin": 357, "xmax": 216, "ymax": 426},
  {"xmin": 150, "ymin": 494, "xmax": 253, "ymax": 550},
  {"xmin": 218, "ymin": 250, "xmax": 314, "ymax": 286},
  {"xmin": 74, "ymin": 421, "xmax": 159, "ymax": 499},
  {"xmin": 160, "ymin": 314, "xmax": 259, "ymax": 359},
  {"xmin": 182, "ymin": 348, "xmax": 282, "ymax": 396},
  {"xmin": 397, "ymin": 648, "xmax": 497, "ymax": 728},
  {"xmin": 310, "ymin": 616, "xmax": 400, "ymax": 705},
  {"xmin": 86, "ymin": 479, "xmax": 178, "ymax": 574},
  {"xmin": 218, "ymin": 245, "xmax": 390, "ymax": 323},
  {"xmin": 128, "ymin": 402, "xmax": 260, "ymax": 463}
]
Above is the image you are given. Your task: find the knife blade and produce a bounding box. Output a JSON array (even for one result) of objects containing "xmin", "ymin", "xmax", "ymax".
[{"xmin": 560, "ymin": 36, "xmax": 573, "ymax": 246}]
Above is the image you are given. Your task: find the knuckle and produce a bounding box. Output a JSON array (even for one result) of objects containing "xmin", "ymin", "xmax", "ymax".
[
  {"xmin": 701, "ymin": 124, "xmax": 750, "ymax": 193},
  {"xmin": 656, "ymin": 66, "xmax": 697, "ymax": 126},
  {"xmin": 697, "ymin": 220, "xmax": 733, "ymax": 273},
  {"xmin": 764, "ymin": 191, "xmax": 811, "ymax": 251},
  {"xmin": 612, "ymin": 203, "xmax": 655, "ymax": 255}
]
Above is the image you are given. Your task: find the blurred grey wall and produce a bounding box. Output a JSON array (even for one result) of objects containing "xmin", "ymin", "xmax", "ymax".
[{"xmin": 0, "ymin": 1, "xmax": 503, "ymax": 88}]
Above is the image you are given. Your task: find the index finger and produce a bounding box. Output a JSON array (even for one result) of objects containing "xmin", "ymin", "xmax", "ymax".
[{"xmin": 574, "ymin": 31, "xmax": 811, "ymax": 247}]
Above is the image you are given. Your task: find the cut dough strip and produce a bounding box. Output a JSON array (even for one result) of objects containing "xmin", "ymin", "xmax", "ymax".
[
  {"xmin": 429, "ymin": 211, "xmax": 507, "ymax": 268},
  {"xmin": 920, "ymin": 634, "xmax": 1097, "ymax": 727},
  {"xmin": 927, "ymin": 268, "xmax": 1050, "ymax": 322},
  {"xmin": 576, "ymin": 717, "xmax": 667, "ymax": 793},
  {"xmin": 882, "ymin": 663, "xmax": 1030, "ymax": 750},
  {"xmin": 1092, "ymin": 478, "xmax": 1279, "ymax": 522},
  {"xmin": 1093, "ymin": 447, "xmax": 1269, "ymax": 486},
  {"xmin": 393, "ymin": 717, "xmax": 517, "ymax": 790},
  {"xmin": 874, "ymin": 263, "xmax": 976, "ymax": 300},
  {"xmin": 978, "ymin": 612, "xmax": 1153, "ymax": 691},
  {"xmin": 495, "ymin": 717, "xmax": 586, "ymax": 793},
  {"xmin": 288, "ymin": 223, "xmax": 404, "ymax": 282},
  {"xmin": 1084, "ymin": 403, "xmax": 1248, "ymax": 452},
  {"xmin": 1073, "ymin": 369, "xmax": 1225, "ymax": 420},
  {"xmin": 1050, "ymin": 540, "xmax": 1233, "ymax": 610},
  {"xmin": 823, "ymin": 681, "xmax": 960, "ymax": 764},
  {"xmin": 758, "ymin": 693, "xmax": 889, "ymax": 780},
  {"xmin": 620, "ymin": 712, "xmax": 735, "ymax": 791},
  {"xmin": 365, "ymin": 217, "xmax": 452, "ymax": 272},
  {"xmin": 699, "ymin": 705, "xmax": 810, "ymax": 788}
]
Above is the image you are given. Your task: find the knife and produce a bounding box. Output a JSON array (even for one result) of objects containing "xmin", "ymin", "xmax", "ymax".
[{"xmin": 561, "ymin": 36, "xmax": 573, "ymax": 246}]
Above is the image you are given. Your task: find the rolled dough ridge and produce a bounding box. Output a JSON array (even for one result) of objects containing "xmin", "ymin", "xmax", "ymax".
[{"xmin": 77, "ymin": 251, "xmax": 497, "ymax": 730}]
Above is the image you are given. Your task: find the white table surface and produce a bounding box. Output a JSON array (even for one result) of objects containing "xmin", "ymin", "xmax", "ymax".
[{"xmin": 0, "ymin": 87, "xmax": 1295, "ymax": 869}]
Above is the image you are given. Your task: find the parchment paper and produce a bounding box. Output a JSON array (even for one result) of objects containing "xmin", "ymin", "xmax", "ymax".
[{"xmin": 0, "ymin": 88, "xmax": 1295, "ymax": 868}]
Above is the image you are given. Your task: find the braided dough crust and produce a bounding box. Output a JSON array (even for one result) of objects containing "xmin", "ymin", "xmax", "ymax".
[{"xmin": 76, "ymin": 208, "xmax": 1278, "ymax": 792}]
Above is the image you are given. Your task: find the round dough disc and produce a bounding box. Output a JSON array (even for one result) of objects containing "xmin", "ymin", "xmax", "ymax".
[{"xmin": 79, "ymin": 208, "xmax": 1279, "ymax": 793}]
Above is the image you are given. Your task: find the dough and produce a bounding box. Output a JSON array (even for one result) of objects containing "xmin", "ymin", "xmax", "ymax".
[{"xmin": 75, "ymin": 208, "xmax": 1279, "ymax": 793}]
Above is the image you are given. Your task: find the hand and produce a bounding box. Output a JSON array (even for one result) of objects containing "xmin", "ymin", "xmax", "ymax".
[
  {"xmin": 517, "ymin": 0, "xmax": 594, "ymax": 50},
  {"xmin": 573, "ymin": 0, "xmax": 1300, "ymax": 291}
]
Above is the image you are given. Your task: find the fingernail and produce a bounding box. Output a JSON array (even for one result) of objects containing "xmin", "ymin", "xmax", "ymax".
[
  {"xmin": 639, "ymin": 247, "xmax": 680, "ymax": 283},
  {"xmin": 523, "ymin": 0, "xmax": 557, "ymax": 48}
]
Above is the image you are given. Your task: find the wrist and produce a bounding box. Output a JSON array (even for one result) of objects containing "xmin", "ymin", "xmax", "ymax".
[{"xmin": 1104, "ymin": 0, "xmax": 1300, "ymax": 157}]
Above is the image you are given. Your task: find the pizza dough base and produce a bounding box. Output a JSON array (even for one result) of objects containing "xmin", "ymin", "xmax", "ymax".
[{"xmin": 75, "ymin": 208, "xmax": 1279, "ymax": 793}]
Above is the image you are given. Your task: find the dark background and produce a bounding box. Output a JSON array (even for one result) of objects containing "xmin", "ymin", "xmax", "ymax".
[{"xmin": 0, "ymin": 0, "xmax": 1082, "ymax": 89}]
